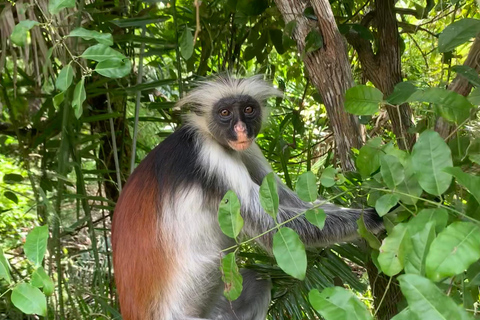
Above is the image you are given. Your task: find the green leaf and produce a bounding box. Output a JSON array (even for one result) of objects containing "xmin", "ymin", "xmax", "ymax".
[
  {"xmin": 320, "ymin": 167, "xmax": 336, "ymax": 188},
  {"xmin": 284, "ymin": 20, "xmax": 297, "ymax": 37},
  {"xmin": 426, "ymin": 221, "xmax": 480, "ymax": 281},
  {"xmin": 305, "ymin": 208, "xmax": 326, "ymax": 230},
  {"xmin": 381, "ymin": 155, "xmax": 405, "ymax": 189},
  {"xmin": 48, "ymin": 0, "xmax": 75, "ymax": 14},
  {"xmin": 68, "ymin": 28, "xmax": 113, "ymax": 46},
  {"xmin": 408, "ymin": 208, "xmax": 448, "ymax": 235},
  {"xmin": 95, "ymin": 59, "xmax": 131, "ymax": 78},
  {"xmin": 395, "ymin": 157, "xmax": 423, "ymax": 205},
  {"xmin": 236, "ymin": 0, "xmax": 268, "ymax": 16},
  {"xmin": 356, "ymin": 137, "xmax": 383, "ymax": 178},
  {"xmin": 217, "ymin": 190, "xmax": 243, "ymax": 239},
  {"xmin": 24, "ymin": 225, "xmax": 49, "ymax": 267},
  {"xmin": 378, "ymin": 223, "xmax": 412, "ymax": 276},
  {"xmin": 452, "ymin": 65, "xmax": 480, "ymax": 87},
  {"xmin": 411, "ymin": 130, "xmax": 453, "ymax": 196},
  {"xmin": 444, "ymin": 167, "xmax": 480, "ymax": 205},
  {"xmin": 391, "ymin": 308, "xmax": 419, "ymax": 320},
  {"xmin": 10, "ymin": 20, "xmax": 40, "ymax": 46},
  {"xmin": 357, "ymin": 214, "xmax": 381, "ymax": 250},
  {"xmin": 387, "ymin": 82, "xmax": 418, "ymax": 105},
  {"xmin": 405, "ymin": 221, "xmax": 436, "ymax": 276},
  {"xmin": 11, "ymin": 283, "xmax": 47, "ymax": 316},
  {"xmin": 345, "ymin": 85, "xmax": 383, "ymax": 115},
  {"xmin": 468, "ymin": 88, "xmax": 480, "ymax": 105},
  {"xmin": 3, "ymin": 173, "xmax": 24, "ymax": 184},
  {"xmin": 438, "ymin": 18, "xmax": 480, "ymax": 53},
  {"xmin": 72, "ymin": 78, "xmax": 86, "ymax": 119},
  {"xmin": 53, "ymin": 91, "xmax": 65, "ymax": 109},
  {"xmin": 375, "ymin": 194, "xmax": 399, "ymax": 217},
  {"xmin": 408, "ymin": 88, "xmax": 473, "ymax": 124},
  {"xmin": 4, "ymin": 191, "xmax": 19, "ymax": 204},
  {"xmin": 273, "ymin": 227, "xmax": 307, "ymax": 280},
  {"xmin": 179, "ymin": 27, "xmax": 194, "ymax": 60},
  {"xmin": 0, "ymin": 248, "xmax": 11, "ymax": 284},
  {"xmin": 398, "ymin": 274, "xmax": 473, "ymax": 320},
  {"xmin": 55, "ymin": 64, "xmax": 74, "ymax": 92},
  {"xmin": 309, "ymin": 287, "xmax": 373, "ymax": 320},
  {"xmin": 31, "ymin": 267, "xmax": 54, "ymax": 296},
  {"xmin": 80, "ymin": 44, "xmax": 126, "ymax": 62},
  {"xmin": 259, "ymin": 172, "xmax": 279, "ymax": 220},
  {"xmin": 304, "ymin": 30, "xmax": 323, "ymax": 53},
  {"xmin": 295, "ymin": 171, "xmax": 317, "ymax": 202},
  {"xmin": 220, "ymin": 252, "xmax": 243, "ymax": 301}
]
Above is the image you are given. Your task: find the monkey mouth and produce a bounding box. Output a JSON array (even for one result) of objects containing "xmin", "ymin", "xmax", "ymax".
[{"xmin": 228, "ymin": 139, "xmax": 254, "ymax": 151}]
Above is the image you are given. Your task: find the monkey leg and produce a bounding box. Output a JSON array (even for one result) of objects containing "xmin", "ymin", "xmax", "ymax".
[{"xmin": 207, "ymin": 269, "xmax": 271, "ymax": 320}]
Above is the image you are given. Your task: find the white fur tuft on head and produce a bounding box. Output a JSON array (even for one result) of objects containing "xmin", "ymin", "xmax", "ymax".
[{"xmin": 176, "ymin": 75, "xmax": 283, "ymax": 112}]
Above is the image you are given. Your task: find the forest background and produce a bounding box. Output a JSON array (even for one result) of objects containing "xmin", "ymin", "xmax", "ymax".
[{"xmin": 1, "ymin": 0, "xmax": 480, "ymax": 319}]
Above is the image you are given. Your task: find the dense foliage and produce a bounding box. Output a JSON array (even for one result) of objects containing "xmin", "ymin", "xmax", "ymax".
[{"xmin": 1, "ymin": 0, "xmax": 480, "ymax": 319}]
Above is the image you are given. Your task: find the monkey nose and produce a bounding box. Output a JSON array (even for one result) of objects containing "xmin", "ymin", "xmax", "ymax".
[{"xmin": 234, "ymin": 123, "xmax": 247, "ymax": 132}]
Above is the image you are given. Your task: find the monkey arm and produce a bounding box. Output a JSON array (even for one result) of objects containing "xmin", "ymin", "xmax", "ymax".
[{"xmin": 238, "ymin": 145, "xmax": 383, "ymax": 250}]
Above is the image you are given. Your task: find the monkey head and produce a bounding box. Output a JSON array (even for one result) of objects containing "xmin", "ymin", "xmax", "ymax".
[{"xmin": 177, "ymin": 76, "xmax": 283, "ymax": 151}]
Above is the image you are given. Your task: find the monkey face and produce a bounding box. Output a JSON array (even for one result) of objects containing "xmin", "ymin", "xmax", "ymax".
[{"xmin": 209, "ymin": 95, "xmax": 263, "ymax": 151}]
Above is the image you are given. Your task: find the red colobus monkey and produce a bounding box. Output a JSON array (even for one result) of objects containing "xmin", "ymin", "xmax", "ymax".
[{"xmin": 111, "ymin": 76, "xmax": 382, "ymax": 320}]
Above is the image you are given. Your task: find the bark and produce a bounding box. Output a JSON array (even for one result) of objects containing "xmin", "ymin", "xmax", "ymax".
[
  {"xmin": 435, "ymin": 33, "xmax": 480, "ymax": 139},
  {"xmin": 346, "ymin": 0, "xmax": 416, "ymax": 150},
  {"xmin": 274, "ymin": 0, "xmax": 363, "ymax": 171}
]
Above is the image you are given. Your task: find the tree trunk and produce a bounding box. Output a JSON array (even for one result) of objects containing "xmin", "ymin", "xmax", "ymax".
[
  {"xmin": 435, "ymin": 33, "xmax": 480, "ymax": 139},
  {"xmin": 346, "ymin": 0, "xmax": 415, "ymax": 150},
  {"xmin": 274, "ymin": 0, "xmax": 363, "ymax": 171}
]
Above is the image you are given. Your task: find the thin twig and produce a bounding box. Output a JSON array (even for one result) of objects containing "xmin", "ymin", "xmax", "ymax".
[{"xmin": 193, "ymin": 0, "xmax": 201, "ymax": 46}]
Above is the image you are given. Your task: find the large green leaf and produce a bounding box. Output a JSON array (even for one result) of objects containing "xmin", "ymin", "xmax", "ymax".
[
  {"xmin": 426, "ymin": 221, "xmax": 480, "ymax": 281},
  {"xmin": 408, "ymin": 208, "xmax": 448, "ymax": 235},
  {"xmin": 411, "ymin": 130, "xmax": 453, "ymax": 196},
  {"xmin": 48, "ymin": 0, "xmax": 75, "ymax": 14},
  {"xmin": 217, "ymin": 190, "xmax": 243, "ymax": 239},
  {"xmin": 305, "ymin": 208, "xmax": 326, "ymax": 230},
  {"xmin": 304, "ymin": 30, "xmax": 323, "ymax": 53},
  {"xmin": 80, "ymin": 44, "xmax": 126, "ymax": 62},
  {"xmin": 0, "ymin": 248, "xmax": 11, "ymax": 284},
  {"xmin": 31, "ymin": 266, "xmax": 54, "ymax": 296},
  {"xmin": 391, "ymin": 308, "xmax": 419, "ymax": 320},
  {"xmin": 295, "ymin": 171, "xmax": 317, "ymax": 202},
  {"xmin": 375, "ymin": 194, "xmax": 399, "ymax": 217},
  {"xmin": 395, "ymin": 158, "xmax": 423, "ymax": 205},
  {"xmin": 438, "ymin": 18, "xmax": 480, "ymax": 53},
  {"xmin": 345, "ymin": 85, "xmax": 383, "ymax": 115},
  {"xmin": 451, "ymin": 65, "xmax": 480, "ymax": 87},
  {"xmin": 320, "ymin": 167, "xmax": 336, "ymax": 188},
  {"xmin": 309, "ymin": 287, "xmax": 373, "ymax": 320},
  {"xmin": 95, "ymin": 59, "xmax": 132, "ymax": 78},
  {"xmin": 405, "ymin": 221, "xmax": 436, "ymax": 276},
  {"xmin": 24, "ymin": 225, "xmax": 49, "ymax": 267},
  {"xmin": 398, "ymin": 274, "xmax": 473, "ymax": 320},
  {"xmin": 55, "ymin": 64, "xmax": 74, "ymax": 92},
  {"xmin": 72, "ymin": 78, "xmax": 86, "ymax": 119},
  {"xmin": 179, "ymin": 27, "xmax": 194, "ymax": 60},
  {"xmin": 68, "ymin": 28, "xmax": 113, "ymax": 46},
  {"xmin": 220, "ymin": 253, "xmax": 243, "ymax": 301},
  {"xmin": 11, "ymin": 283, "xmax": 47, "ymax": 316},
  {"xmin": 10, "ymin": 20, "xmax": 40, "ymax": 46},
  {"xmin": 259, "ymin": 172, "xmax": 279, "ymax": 220},
  {"xmin": 444, "ymin": 167, "xmax": 480, "ymax": 205},
  {"xmin": 381, "ymin": 155, "xmax": 405, "ymax": 189},
  {"xmin": 408, "ymin": 88, "xmax": 473, "ymax": 124},
  {"xmin": 378, "ymin": 223, "xmax": 412, "ymax": 276},
  {"xmin": 356, "ymin": 137, "xmax": 383, "ymax": 178},
  {"xmin": 272, "ymin": 227, "xmax": 307, "ymax": 280},
  {"xmin": 387, "ymin": 82, "xmax": 418, "ymax": 105}
]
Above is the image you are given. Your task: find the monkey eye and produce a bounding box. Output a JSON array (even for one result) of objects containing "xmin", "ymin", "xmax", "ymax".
[
  {"xmin": 244, "ymin": 106, "xmax": 254, "ymax": 114},
  {"xmin": 219, "ymin": 109, "xmax": 231, "ymax": 117}
]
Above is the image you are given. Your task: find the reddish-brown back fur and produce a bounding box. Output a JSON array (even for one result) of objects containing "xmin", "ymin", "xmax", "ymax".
[{"xmin": 112, "ymin": 154, "xmax": 172, "ymax": 320}]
